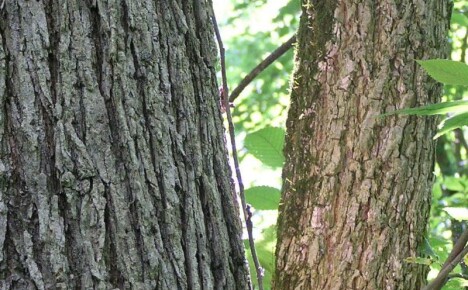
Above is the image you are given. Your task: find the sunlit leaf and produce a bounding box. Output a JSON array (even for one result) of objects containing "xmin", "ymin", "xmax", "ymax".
[
  {"xmin": 245, "ymin": 186, "xmax": 281, "ymax": 210},
  {"xmin": 381, "ymin": 100, "xmax": 468, "ymax": 117},
  {"xmin": 442, "ymin": 176, "xmax": 466, "ymax": 192},
  {"xmin": 428, "ymin": 235, "xmax": 450, "ymax": 249},
  {"xmin": 416, "ymin": 59, "xmax": 468, "ymax": 86},
  {"xmin": 443, "ymin": 207, "xmax": 468, "ymax": 221},
  {"xmin": 451, "ymin": 12, "xmax": 468, "ymax": 27},
  {"xmin": 380, "ymin": 101, "xmax": 468, "ymax": 138},
  {"xmin": 432, "ymin": 181, "xmax": 442, "ymax": 200},
  {"xmin": 444, "ymin": 278, "xmax": 466, "ymax": 290},
  {"xmin": 444, "ymin": 193, "xmax": 468, "ymax": 207},
  {"xmin": 244, "ymin": 127, "xmax": 285, "ymax": 168},
  {"xmin": 435, "ymin": 112, "xmax": 468, "ymax": 138}
]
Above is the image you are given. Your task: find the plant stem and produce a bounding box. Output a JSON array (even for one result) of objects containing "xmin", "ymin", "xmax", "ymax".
[{"xmin": 210, "ymin": 4, "xmax": 264, "ymax": 290}]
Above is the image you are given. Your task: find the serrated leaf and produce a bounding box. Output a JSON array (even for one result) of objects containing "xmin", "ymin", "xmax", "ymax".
[
  {"xmin": 435, "ymin": 112, "xmax": 468, "ymax": 138},
  {"xmin": 416, "ymin": 59, "xmax": 468, "ymax": 86},
  {"xmin": 443, "ymin": 207, "xmax": 468, "ymax": 221},
  {"xmin": 245, "ymin": 186, "xmax": 281, "ymax": 210},
  {"xmin": 381, "ymin": 100, "xmax": 468, "ymax": 117},
  {"xmin": 244, "ymin": 127, "xmax": 285, "ymax": 168}
]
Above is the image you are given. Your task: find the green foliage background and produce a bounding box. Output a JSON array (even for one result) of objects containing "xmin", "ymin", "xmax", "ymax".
[{"xmin": 214, "ymin": 1, "xmax": 468, "ymax": 289}]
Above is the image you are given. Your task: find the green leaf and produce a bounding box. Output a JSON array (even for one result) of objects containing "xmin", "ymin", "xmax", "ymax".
[
  {"xmin": 445, "ymin": 193, "xmax": 468, "ymax": 207},
  {"xmin": 442, "ymin": 176, "xmax": 465, "ymax": 192},
  {"xmin": 245, "ymin": 186, "xmax": 281, "ymax": 210},
  {"xmin": 432, "ymin": 181, "xmax": 442, "ymax": 200},
  {"xmin": 451, "ymin": 12, "xmax": 468, "ymax": 27},
  {"xmin": 435, "ymin": 112, "xmax": 468, "ymax": 138},
  {"xmin": 428, "ymin": 235, "xmax": 449, "ymax": 249},
  {"xmin": 444, "ymin": 279, "xmax": 465, "ymax": 290},
  {"xmin": 443, "ymin": 207, "xmax": 468, "ymax": 221},
  {"xmin": 380, "ymin": 101, "xmax": 468, "ymax": 138},
  {"xmin": 416, "ymin": 59, "xmax": 468, "ymax": 86},
  {"xmin": 419, "ymin": 237, "xmax": 439, "ymax": 260},
  {"xmin": 244, "ymin": 126, "xmax": 285, "ymax": 168},
  {"xmin": 381, "ymin": 100, "xmax": 468, "ymax": 117}
]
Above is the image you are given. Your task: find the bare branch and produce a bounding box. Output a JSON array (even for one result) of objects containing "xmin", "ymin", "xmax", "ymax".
[
  {"xmin": 423, "ymin": 229, "xmax": 468, "ymax": 290},
  {"xmin": 210, "ymin": 4, "xmax": 264, "ymax": 290},
  {"xmin": 447, "ymin": 273, "xmax": 468, "ymax": 281},
  {"xmin": 229, "ymin": 35, "xmax": 296, "ymax": 102}
]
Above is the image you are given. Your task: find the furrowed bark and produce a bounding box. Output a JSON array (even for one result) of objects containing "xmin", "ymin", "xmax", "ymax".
[
  {"xmin": 274, "ymin": 1, "xmax": 451, "ymax": 289},
  {"xmin": 0, "ymin": 1, "xmax": 250, "ymax": 289}
]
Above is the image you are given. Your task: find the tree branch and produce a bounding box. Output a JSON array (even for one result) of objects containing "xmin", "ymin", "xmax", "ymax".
[
  {"xmin": 210, "ymin": 5, "xmax": 264, "ymax": 290},
  {"xmin": 229, "ymin": 35, "xmax": 296, "ymax": 102},
  {"xmin": 423, "ymin": 229, "xmax": 468, "ymax": 290},
  {"xmin": 447, "ymin": 273, "xmax": 468, "ymax": 281}
]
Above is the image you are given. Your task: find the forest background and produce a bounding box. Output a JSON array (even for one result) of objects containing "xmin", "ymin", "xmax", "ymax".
[{"xmin": 214, "ymin": 0, "xmax": 468, "ymax": 289}]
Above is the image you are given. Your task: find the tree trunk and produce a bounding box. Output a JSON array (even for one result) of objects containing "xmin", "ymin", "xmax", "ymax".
[
  {"xmin": 0, "ymin": 1, "xmax": 250, "ymax": 289},
  {"xmin": 274, "ymin": 1, "xmax": 450, "ymax": 289}
]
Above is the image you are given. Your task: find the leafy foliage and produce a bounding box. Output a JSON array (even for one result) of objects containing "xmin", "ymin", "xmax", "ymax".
[
  {"xmin": 437, "ymin": 112, "xmax": 468, "ymax": 138},
  {"xmin": 417, "ymin": 59, "xmax": 468, "ymax": 86},
  {"xmin": 383, "ymin": 99, "xmax": 468, "ymax": 138},
  {"xmin": 244, "ymin": 127, "xmax": 285, "ymax": 168},
  {"xmin": 385, "ymin": 60, "xmax": 468, "ymax": 138},
  {"xmin": 391, "ymin": 60, "xmax": 468, "ymax": 288},
  {"xmin": 217, "ymin": 0, "xmax": 468, "ymax": 289},
  {"xmin": 393, "ymin": 5, "xmax": 468, "ymax": 286},
  {"xmin": 215, "ymin": 1, "xmax": 298, "ymax": 288},
  {"xmin": 245, "ymin": 186, "xmax": 281, "ymax": 210},
  {"xmin": 382, "ymin": 100, "xmax": 468, "ymax": 116},
  {"xmin": 451, "ymin": 11, "xmax": 468, "ymax": 26},
  {"xmin": 443, "ymin": 207, "xmax": 468, "ymax": 221}
]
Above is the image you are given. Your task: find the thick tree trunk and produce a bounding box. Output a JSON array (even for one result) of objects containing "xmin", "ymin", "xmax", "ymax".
[
  {"xmin": 274, "ymin": 1, "xmax": 450, "ymax": 289},
  {"xmin": 0, "ymin": 1, "xmax": 250, "ymax": 289}
]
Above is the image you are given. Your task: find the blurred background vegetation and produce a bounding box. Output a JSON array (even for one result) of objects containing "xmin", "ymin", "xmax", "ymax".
[{"xmin": 214, "ymin": 1, "xmax": 468, "ymax": 289}]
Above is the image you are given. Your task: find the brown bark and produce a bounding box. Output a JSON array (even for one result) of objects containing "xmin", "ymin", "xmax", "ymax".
[
  {"xmin": 274, "ymin": 1, "xmax": 450, "ymax": 289},
  {"xmin": 0, "ymin": 1, "xmax": 250, "ymax": 289}
]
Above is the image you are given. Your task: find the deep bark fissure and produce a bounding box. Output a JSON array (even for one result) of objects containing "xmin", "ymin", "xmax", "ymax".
[
  {"xmin": 0, "ymin": 0, "xmax": 249, "ymax": 289},
  {"xmin": 103, "ymin": 182, "xmax": 124, "ymax": 287}
]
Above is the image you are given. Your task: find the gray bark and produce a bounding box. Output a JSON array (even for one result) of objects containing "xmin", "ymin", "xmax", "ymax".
[
  {"xmin": 0, "ymin": 1, "xmax": 250, "ymax": 289},
  {"xmin": 274, "ymin": 0, "xmax": 451, "ymax": 289}
]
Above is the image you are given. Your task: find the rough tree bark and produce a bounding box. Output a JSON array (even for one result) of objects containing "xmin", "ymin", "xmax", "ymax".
[
  {"xmin": 274, "ymin": 1, "xmax": 450, "ymax": 289},
  {"xmin": 0, "ymin": 1, "xmax": 250, "ymax": 289}
]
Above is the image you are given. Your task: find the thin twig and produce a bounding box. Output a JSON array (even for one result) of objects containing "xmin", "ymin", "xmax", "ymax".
[
  {"xmin": 209, "ymin": 5, "xmax": 264, "ymax": 290},
  {"xmin": 423, "ymin": 228, "xmax": 468, "ymax": 290},
  {"xmin": 229, "ymin": 35, "xmax": 296, "ymax": 102},
  {"xmin": 442, "ymin": 229, "xmax": 468, "ymax": 273},
  {"xmin": 447, "ymin": 273, "xmax": 468, "ymax": 281},
  {"xmin": 422, "ymin": 246, "xmax": 468, "ymax": 290}
]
